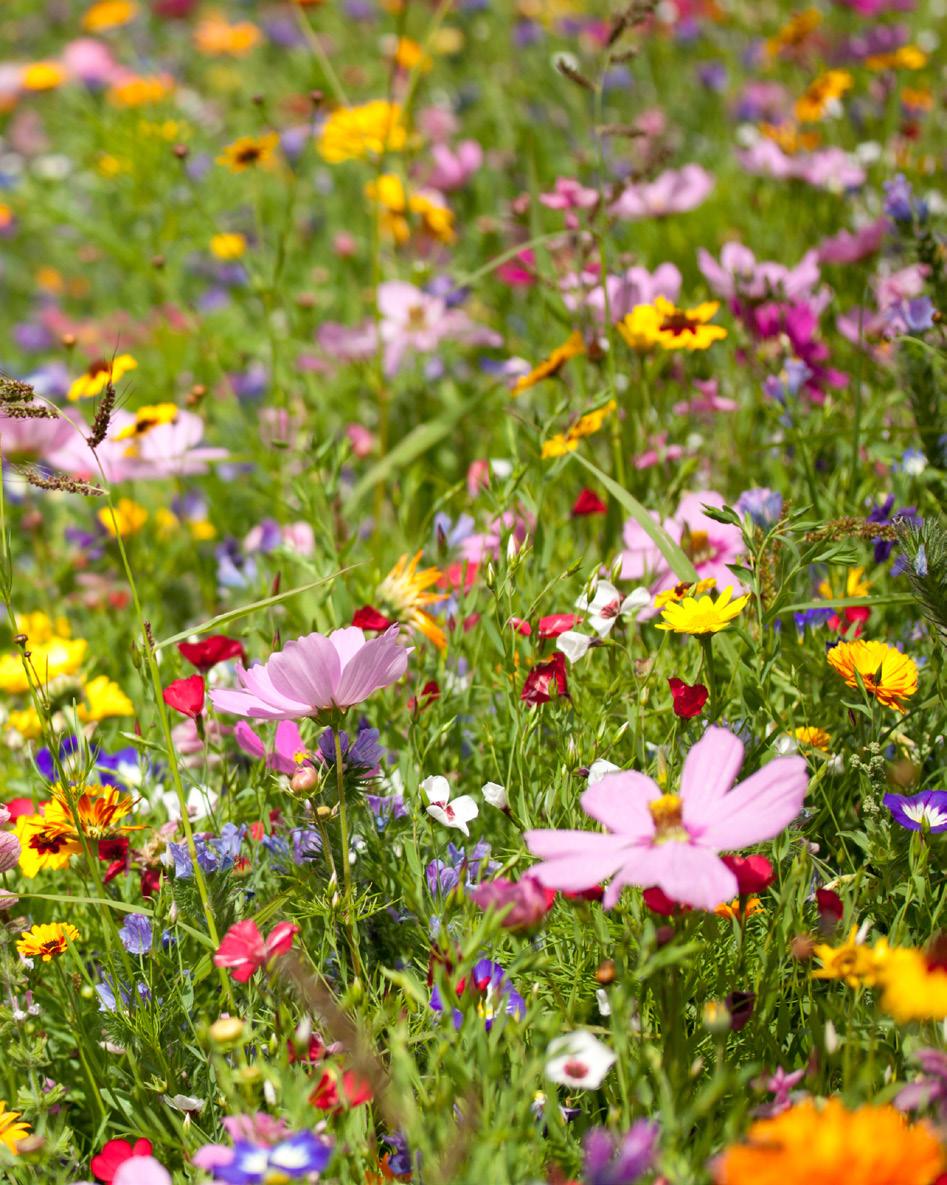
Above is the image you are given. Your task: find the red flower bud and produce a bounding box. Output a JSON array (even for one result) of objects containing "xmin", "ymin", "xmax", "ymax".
[{"xmin": 721, "ymin": 854, "xmax": 774, "ymax": 895}]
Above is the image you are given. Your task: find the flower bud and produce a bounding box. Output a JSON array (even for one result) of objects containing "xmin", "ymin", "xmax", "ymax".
[
  {"xmin": 291, "ymin": 766, "xmax": 319, "ymax": 794},
  {"xmin": 209, "ymin": 1016, "xmax": 245, "ymax": 1046},
  {"xmin": 0, "ymin": 830, "xmax": 21, "ymax": 873}
]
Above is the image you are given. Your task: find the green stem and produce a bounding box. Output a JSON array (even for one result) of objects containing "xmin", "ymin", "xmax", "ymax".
[
  {"xmin": 699, "ymin": 634, "xmax": 720, "ymax": 722},
  {"xmin": 333, "ymin": 725, "xmax": 364, "ymax": 980}
]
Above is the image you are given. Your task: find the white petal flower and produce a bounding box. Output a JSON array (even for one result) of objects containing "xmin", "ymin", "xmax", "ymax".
[
  {"xmin": 587, "ymin": 759, "xmax": 621, "ymax": 784},
  {"xmin": 556, "ymin": 630, "xmax": 592, "ymax": 664},
  {"xmin": 576, "ymin": 581, "xmax": 651, "ymax": 637},
  {"xmin": 545, "ymin": 1030, "xmax": 616, "ymax": 1089},
  {"xmin": 482, "ymin": 781, "xmax": 509, "ymax": 810},
  {"xmin": 422, "ymin": 775, "xmax": 479, "ymax": 836}
]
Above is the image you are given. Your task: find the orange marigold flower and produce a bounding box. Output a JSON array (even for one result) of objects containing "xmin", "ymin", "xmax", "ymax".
[
  {"xmin": 826, "ymin": 639, "xmax": 918, "ymax": 712},
  {"xmin": 16, "ymin": 922, "xmax": 81, "ymax": 962}
]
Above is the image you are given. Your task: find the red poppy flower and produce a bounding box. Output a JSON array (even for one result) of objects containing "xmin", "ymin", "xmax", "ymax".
[
  {"xmin": 508, "ymin": 617, "xmax": 532, "ymax": 636},
  {"xmin": 571, "ymin": 488, "xmax": 607, "ymax": 516},
  {"xmin": 352, "ymin": 605, "xmax": 394, "ymax": 632},
  {"xmin": 309, "ymin": 1068, "xmax": 373, "ymax": 1112},
  {"xmin": 827, "ymin": 605, "xmax": 870, "ymax": 636},
  {"xmin": 721, "ymin": 854, "xmax": 774, "ymax": 895},
  {"xmin": 668, "ymin": 678, "xmax": 709, "ymax": 719},
  {"xmin": 537, "ymin": 613, "xmax": 580, "ymax": 639},
  {"xmin": 213, "ymin": 919, "xmax": 299, "ymax": 982},
  {"xmin": 91, "ymin": 1138, "xmax": 153, "ymax": 1183},
  {"xmin": 521, "ymin": 652, "xmax": 568, "ymax": 705},
  {"xmin": 177, "ymin": 634, "xmax": 245, "ymax": 671},
  {"xmin": 162, "ymin": 674, "xmax": 205, "ymax": 718}
]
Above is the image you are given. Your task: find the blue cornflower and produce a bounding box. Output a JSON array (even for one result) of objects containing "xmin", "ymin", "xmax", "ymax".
[
  {"xmin": 211, "ymin": 1133, "xmax": 332, "ymax": 1183},
  {"xmin": 735, "ymin": 487, "xmax": 783, "ymax": 528},
  {"xmin": 119, "ymin": 914, "xmax": 153, "ymax": 955}
]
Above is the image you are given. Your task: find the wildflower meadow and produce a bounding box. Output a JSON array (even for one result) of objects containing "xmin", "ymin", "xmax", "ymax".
[{"xmin": 1, "ymin": 0, "xmax": 946, "ymax": 1181}]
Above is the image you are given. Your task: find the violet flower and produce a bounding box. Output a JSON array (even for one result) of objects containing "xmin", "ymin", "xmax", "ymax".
[{"xmin": 583, "ymin": 1121, "xmax": 659, "ymax": 1185}]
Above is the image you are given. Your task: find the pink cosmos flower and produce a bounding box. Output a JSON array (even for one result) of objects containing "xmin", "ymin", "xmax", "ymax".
[
  {"xmin": 425, "ymin": 140, "xmax": 483, "ymax": 191},
  {"xmin": 213, "ymin": 919, "xmax": 300, "ymax": 982},
  {"xmin": 210, "ymin": 627, "xmax": 409, "ymax": 721},
  {"xmin": 539, "ymin": 177, "xmax": 599, "ymax": 226},
  {"xmin": 234, "ymin": 720, "xmax": 311, "ymax": 777},
  {"xmin": 562, "ymin": 263, "xmax": 681, "ymax": 324},
  {"xmin": 697, "ymin": 243, "xmax": 825, "ymax": 307},
  {"xmin": 377, "ymin": 280, "xmax": 501, "ymax": 376},
  {"xmin": 114, "ymin": 1158, "xmax": 171, "ymax": 1185},
  {"xmin": 469, "ymin": 875, "xmax": 556, "ymax": 931},
  {"xmin": 672, "ymin": 378, "xmax": 738, "ymax": 416},
  {"xmin": 620, "ymin": 491, "xmax": 745, "ymax": 595},
  {"xmin": 48, "ymin": 410, "xmax": 225, "ymax": 482},
  {"xmin": 0, "ymin": 408, "xmax": 75, "ymax": 461},
  {"xmin": 816, "ymin": 218, "xmax": 887, "ymax": 265},
  {"xmin": 525, "ymin": 727, "xmax": 808, "ymax": 910},
  {"xmin": 610, "ymin": 164, "xmax": 714, "ymax": 220}
]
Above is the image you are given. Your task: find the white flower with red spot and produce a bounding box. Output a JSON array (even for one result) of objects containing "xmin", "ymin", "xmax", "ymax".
[
  {"xmin": 421, "ymin": 775, "xmax": 479, "ymax": 837},
  {"xmin": 576, "ymin": 581, "xmax": 651, "ymax": 637},
  {"xmin": 545, "ymin": 1030, "xmax": 616, "ymax": 1089}
]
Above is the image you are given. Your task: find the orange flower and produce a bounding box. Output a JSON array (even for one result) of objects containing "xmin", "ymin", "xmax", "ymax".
[{"xmin": 826, "ymin": 639, "xmax": 918, "ymax": 712}]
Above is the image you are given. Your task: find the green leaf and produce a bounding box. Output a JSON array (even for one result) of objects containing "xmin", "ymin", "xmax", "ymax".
[{"xmin": 568, "ymin": 453, "xmax": 698, "ymax": 582}]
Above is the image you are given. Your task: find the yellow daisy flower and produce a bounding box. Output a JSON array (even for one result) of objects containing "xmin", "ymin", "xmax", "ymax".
[
  {"xmin": 0, "ymin": 1101, "xmax": 31, "ymax": 1155},
  {"xmin": 77, "ymin": 675, "xmax": 134, "ymax": 722},
  {"xmin": 67, "ymin": 354, "xmax": 137, "ymax": 402},
  {"xmin": 16, "ymin": 922, "xmax": 80, "ymax": 962},
  {"xmin": 112, "ymin": 402, "xmax": 179, "ymax": 442},
  {"xmin": 194, "ymin": 15, "xmax": 262, "ymax": 56},
  {"xmin": 21, "ymin": 62, "xmax": 68, "ymax": 92},
  {"xmin": 794, "ymin": 70, "xmax": 853, "ymax": 123},
  {"xmin": 217, "ymin": 132, "xmax": 280, "ymax": 172},
  {"xmin": 655, "ymin": 585, "xmax": 749, "ymax": 635},
  {"xmin": 513, "ymin": 331, "xmax": 586, "ymax": 396},
  {"xmin": 210, "ymin": 232, "xmax": 247, "ymax": 260},
  {"xmin": 812, "ymin": 925, "xmax": 883, "ymax": 989},
  {"xmin": 826, "ymin": 639, "xmax": 918, "ymax": 713},
  {"xmin": 107, "ymin": 75, "xmax": 173, "ymax": 107},
  {"xmin": 793, "ymin": 726, "xmax": 831, "ymax": 752},
  {"xmin": 0, "ymin": 637, "xmax": 88, "ymax": 695},
  {"xmin": 540, "ymin": 399, "xmax": 617, "ymax": 459},
  {"xmin": 317, "ymin": 100, "xmax": 407, "ymax": 164},
  {"xmin": 618, "ymin": 297, "xmax": 727, "ymax": 353}
]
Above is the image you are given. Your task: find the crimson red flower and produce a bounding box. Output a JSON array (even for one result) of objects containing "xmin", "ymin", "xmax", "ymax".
[
  {"xmin": 408, "ymin": 680, "xmax": 440, "ymax": 712},
  {"xmin": 287, "ymin": 1033, "xmax": 327, "ymax": 1065},
  {"xmin": 521, "ymin": 652, "xmax": 568, "ymax": 705},
  {"xmin": 140, "ymin": 868, "xmax": 161, "ymax": 897},
  {"xmin": 309, "ymin": 1068, "xmax": 373, "ymax": 1112},
  {"xmin": 537, "ymin": 613, "xmax": 580, "ymax": 639},
  {"xmin": 721, "ymin": 854, "xmax": 774, "ymax": 895},
  {"xmin": 162, "ymin": 674, "xmax": 205, "ymax": 718},
  {"xmin": 91, "ymin": 1138, "xmax": 153, "ymax": 1183},
  {"xmin": 562, "ymin": 884, "xmax": 605, "ymax": 903},
  {"xmin": 437, "ymin": 560, "xmax": 478, "ymax": 592},
  {"xmin": 508, "ymin": 617, "xmax": 532, "ymax": 636},
  {"xmin": 571, "ymin": 488, "xmax": 607, "ymax": 516},
  {"xmin": 815, "ymin": 887, "xmax": 844, "ymax": 922},
  {"xmin": 5, "ymin": 796, "xmax": 41, "ymax": 819},
  {"xmin": 828, "ymin": 605, "xmax": 870, "ymax": 635},
  {"xmin": 668, "ymin": 677, "xmax": 709, "ymax": 719},
  {"xmin": 352, "ymin": 605, "xmax": 394, "ymax": 632},
  {"xmin": 213, "ymin": 919, "xmax": 300, "ymax": 982},
  {"xmin": 177, "ymin": 634, "xmax": 245, "ymax": 671},
  {"xmin": 643, "ymin": 886, "xmax": 690, "ymax": 916}
]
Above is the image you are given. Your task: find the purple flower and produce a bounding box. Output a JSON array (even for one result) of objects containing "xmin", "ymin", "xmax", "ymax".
[
  {"xmin": 883, "ymin": 791, "xmax": 947, "ymax": 833},
  {"xmin": 884, "ymin": 174, "xmax": 916, "ymax": 223},
  {"xmin": 208, "ymin": 1132, "xmax": 333, "ymax": 1183},
  {"xmin": 583, "ymin": 1121, "xmax": 659, "ymax": 1185},
  {"xmin": 119, "ymin": 914, "xmax": 153, "ymax": 955},
  {"xmin": 317, "ymin": 726, "xmax": 382, "ymax": 770},
  {"xmin": 896, "ymin": 1049, "xmax": 947, "ymax": 1117},
  {"xmin": 430, "ymin": 958, "xmax": 526, "ymax": 1029},
  {"xmin": 735, "ymin": 487, "xmax": 783, "ymax": 528}
]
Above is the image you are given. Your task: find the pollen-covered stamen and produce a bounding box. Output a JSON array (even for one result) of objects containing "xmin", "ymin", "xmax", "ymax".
[{"xmin": 648, "ymin": 793, "xmax": 689, "ymax": 843}]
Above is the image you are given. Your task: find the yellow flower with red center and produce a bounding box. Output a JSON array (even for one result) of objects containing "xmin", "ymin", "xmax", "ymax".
[
  {"xmin": 760, "ymin": 122, "xmax": 821, "ymax": 154},
  {"xmin": 107, "ymin": 75, "xmax": 173, "ymax": 107},
  {"xmin": 365, "ymin": 174, "xmax": 455, "ymax": 244},
  {"xmin": 15, "ymin": 782, "xmax": 140, "ymax": 878},
  {"xmin": 67, "ymin": 354, "xmax": 137, "ymax": 402},
  {"xmin": 378, "ymin": 552, "xmax": 448, "ymax": 651},
  {"xmin": 513, "ymin": 331, "xmax": 586, "ymax": 396},
  {"xmin": 317, "ymin": 100, "xmax": 408, "ymax": 164},
  {"xmin": 217, "ymin": 132, "xmax": 280, "ymax": 172},
  {"xmin": 0, "ymin": 1101, "xmax": 30, "ymax": 1155},
  {"xmin": 194, "ymin": 15, "xmax": 262, "ymax": 56},
  {"xmin": 21, "ymin": 62, "xmax": 68, "ymax": 91},
  {"xmin": 14, "ymin": 814, "xmax": 82, "ymax": 877},
  {"xmin": 98, "ymin": 498, "xmax": 149, "ymax": 538},
  {"xmin": 618, "ymin": 297, "xmax": 727, "ymax": 353},
  {"xmin": 82, "ymin": 0, "xmax": 138, "ymax": 32},
  {"xmin": 794, "ymin": 70, "xmax": 853, "ymax": 123},
  {"xmin": 16, "ymin": 922, "xmax": 81, "ymax": 962},
  {"xmin": 901, "ymin": 87, "xmax": 933, "ymax": 113},
  {"xmin": 113, "ymin": 402, "xmax": 180, "ymax": 443},
  {"xmin": 714, "ymin": 1098, "xmax": 943, "ymax": 1185},
  {"xmin": 541, "ymin": 399, "xmax": 617, "ymax": 459},
  {"xmin": 827, "ymin": 639, "xmax": 918, "ymax": 713},
  {"xmin": 656, "ymin": 585, "xmax": 749, "ymax": 635}
]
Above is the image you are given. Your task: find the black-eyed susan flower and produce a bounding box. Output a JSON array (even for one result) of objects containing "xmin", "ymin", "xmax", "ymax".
[
  {"xmin": 866, "ymin": 45, "xmax": 927, "ymax": 72},
  {"xmin": 112, "ymin": 402, "xmax": 180, "ymax": 442},
  {"xmin": 0, "ymin": 1102, "xmax": 30, "ymax": 1155},
  {"xmin": 377, "ymin": 552, "xmax": 448, "ymax": 651},
  {"xmin": 617, "ymin": 297, "xmax": 727, "ymax": 353},
  {"xmin": 365, "ymin": 174, "xmax": 455, "ymax": 245},
  {"xmin": 107, "ymin": 74, "xmax": 173, "ymax": 107},
  {"xmin": 67, "ymin": 354, "xmax": 137, "ymax": 402},
  {"xmin": 826, "ymin": 639, "xmax": 918, "ymax": 713},
  {"xmin": 317, "ymin": 100, "xmax": 407, "ymax": 164},
  {"xmin": 217, "ymin": 132, "xmax": 280, "ymax": 172},
  {"xmin": 16, "ymin": 922, "xmax": 80, "ymax": 962},
  {"xmin": 513, "ymin": 331, "xmax": 586, "ymax": 396},
  {"xmin": 793, "ymin": 726, "xmax": 831, "ymax": 752},
  {"xmin": 655, "ymin": 585, "xmax": 749, "ymax": 635},
  {"xmin": 764, "ymin": 7, "xmax": 821, "ymax": 59},
  {"xmin": 715, "ymin": 1097, "xmax": 944, "ymax": 1185}
]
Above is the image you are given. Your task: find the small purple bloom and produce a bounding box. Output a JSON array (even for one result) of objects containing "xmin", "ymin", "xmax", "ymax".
[
  {"xmin": 735, "ymin": 487, "xmax": 783, "ymax": 528},
  {"xmin": 883, "ymin": 790, "xmax": 947, "ymax": 833},
  {"xmin": 119, "ymin": 914, "xmax": 153, "ymax": 955},
  {"xmin": 583, "ymin": 1121, "xmax": 659, "ymax": 1185},
  {"xmin": 884, "ymin": 174, "xmax": 915, "ymax": 223},
  {"xmin": 211, "ymin": 1132, "xmax": 332, "ymax": 1183}
]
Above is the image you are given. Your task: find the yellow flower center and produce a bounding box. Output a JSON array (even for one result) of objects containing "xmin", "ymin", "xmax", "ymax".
[
  {"xmin": 648, "ymin": 793, "xmax": 688, "ymax": 843},
  {"xmin": 682, "ymin": 528, "xmax": 715, "ymax": 565}
]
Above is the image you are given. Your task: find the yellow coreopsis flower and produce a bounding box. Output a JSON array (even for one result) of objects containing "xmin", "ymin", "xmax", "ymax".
[
  {"xmin": 317, "ymin": 100, "xmax": 408, "ymax": 164},
  {"xmin": 16, "ymin": 611, "xmax": 71, "ymax": 644},
  {"xmin": 794, "ymin": 70, "xmax": 853, "ymax": 123},
  {"xmin": 393, "ymin": 37, "xmax": 432, "ymax": 73},
  {"xmin": 82, "ymin": 0, "xmax": 138, "ymax": 32},
  {"xmin": 541, "ymin": 400, "xmax": 617, "ymax": 459},
  {"xmin": 618, "ymin": 297, "xmax": 727, "ymax": 353},
  {"xmin": 112, "ymin": 402, "xmax": 179, "ymax": 441},
  {"xmin": 365, "ymin": 175, "xmax": 455, "ymax": 244},
  {"xmin": 77, "ymin": 675, "xmax": 134, "ymax": 722},
  {"xmin": 98, "ymin": 498, "xmax": 149, "ymax": 538},
  {"xmin": 715, "ymin": 1098, "xmax": 943, "ymax": 1185},
  {"xmin": 67, "ymin": 354, "xmax": 137, "ymax": 402},
  {"xmin": 217, "ymin": 132, "xmax": 280, "ymax": 172},
  {"xmin": 764, "ymin": 7, "xmax": 821, "ymax": 59},
  {"xmin": 0, "ymin": 637, "xmax": 88, "ymax": 694},
  {"xmin": 655, "ymin": 585, "xmax": 749, "ymax": 635},
  {"xmin": 210, "ymin": 232, "xmax": 247, "ymax": 260},
  {"xmin": 817, "ymin": 565, "xmax": 871, "ymax": 601},
  {"xmin": 793, "ymin": 726, "xmax": 831, "ymax": 752},
  {"xmin": 16, "ymin": 922, "xmax": 80, "ymax": 962},
  {"xmin": 866, "ymin": 45, "xmax": 927, "ymax": 71},
  {"xmin": 513, "ymin": 331, "xmax": 586, "ymax": 396},
  {"xmin": 826, "ymin": 639, "xmax": 918, "ymax": 713},
  {"xmin": 811, "ymin": 926, "xmax": 883, "ymax": 988},
  {"xmin": 14, "ymin": 814, "xmax": 82, "ymax": 878},
  {"xmin": 0, "ymin": 1102, "xmax": 31, "ymax": 1156},
  {"xmin": 21, "ymin": 62, "xmax": 68, "ymax": 91},
  {"xmin": 5, "ymin": 706, "xmax": 43, "ymax": 741}
]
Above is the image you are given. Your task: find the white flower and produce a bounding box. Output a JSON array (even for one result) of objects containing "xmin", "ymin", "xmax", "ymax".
[
  {"xmin": 587, "ymin": 759, "xmax": 621, "ymax": 784},
  {"xmin": 482, "ymin": 781, "xmax": 509, "ymax": 810},
  {"xmin": 421, "ymin": 775, "xmax": 479, "ymax": 837},
  {"xmin": 545, "ymin": 1030, "xmax": 616, "ymax": 1089},
  {"xmin": 556, "ymin": 630, "xmax": 592, "ymax": 664},
  {"xmin": 575, "ymin": 581, "xmax": 650, "ymax": 637}
]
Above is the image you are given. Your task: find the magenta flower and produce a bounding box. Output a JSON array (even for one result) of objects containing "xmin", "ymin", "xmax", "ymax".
[
  {"xmin": 234, "ymin": 720, "xmax": 311, "ymax": 776},
  {"xmin": 469, "ymin": 875, "xmax": 556, "ymax": 931},
  {"xmin": 213, "ymin": 919, "xmax": 300, "ymax": 982},
  {"xmin": 525, "ymin": 727, "xmax": 807, "ymax": 910},
  {"xmin": 619, "ymin": 490, "xmax": 745, "ymax": 595},
  {"xmin": 425, "ymin": 140, "xmax": 483, "ymax": 191},
  {"xmin": 610, "ymin": 164, "xmax": 714, "ymax": 220},
  {"xmin": 210, "ymin": 627, "xmax": 409, "ymax": 721}
]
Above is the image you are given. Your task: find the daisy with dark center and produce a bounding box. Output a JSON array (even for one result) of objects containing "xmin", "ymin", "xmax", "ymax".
[
  {"xmin": 216, "ymin": 132, "xmax": 280, "ymax": 173},
  {"xmin": 113, "ymin": 402, "xmax": 179, "ymax": 442},
  {"xmin": 67, "ymin": 354, "xmax": 137, "ymax": 402},
  {"xmin": 512, "ymin": 330, "xmax": 586, "ymax": 395},
  {"xmin": 618, "ymin": 297, "xmax": 727, "ymax": 352},
  {"xmin": 17, "ymin": 921, "xmax": 80, "ymax": 961},
  {"xmin": 15, "ymin": 783, "xmax": 140, "ymax": 877}
]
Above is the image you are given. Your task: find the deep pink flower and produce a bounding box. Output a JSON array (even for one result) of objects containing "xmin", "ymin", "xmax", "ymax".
[
  {"xmin": 469, "ymin": 875, "xmax": 556, "ymax": 931},
  {"xmin": 539, "ymin": 176, "xmax": 599, "ymax": 211},
  {"xmin": 525, "ymin": 727, "xmax": 808, "ymax": 910},
  {"xmin": 92, "ymin": 1139, "xmax": 153, "ymax": 1183},
  {"xmin": 668, "ymin": 678, "xmax": 708, "ymax": 719},
  {"xmin": 521, "ymin": 653, "xmax": 568, "ymax": 705},
  {"xmin": 620, "ymin": 490, "xmax": 745, "ymax": 595},
  {"xmin": 816, "ymin": 218, "xmax": 887, "ymax": 265},
  {"xmin": 178, "ymin": 635, "xmax": 245, "ymax": 672},
  {"xmin": 234, "ymin": 720, "xmax": 311, "ymax": 777},
  {"xmin": 209, "ymin": 627, "xmax": 409, "ymax": 721},
  {"xmin": 213, "ymin": 919, "xmax": 300, "ymax": 982},
  {"xmin": 721, "ymin": 853, "xmax": 774, "ymax": 894}
]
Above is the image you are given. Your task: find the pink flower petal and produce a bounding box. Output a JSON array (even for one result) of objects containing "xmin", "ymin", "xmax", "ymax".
[
  {"xmin": 694, "ymin": 756, "xmax": 808, "ymax": 851},
  {"xmin": 579, "ymin": 771, "xmax": 660, "ymax": 835},
  {"xmin": 680, "ymin": 726, "xmax": 744, "ymax": 826}
]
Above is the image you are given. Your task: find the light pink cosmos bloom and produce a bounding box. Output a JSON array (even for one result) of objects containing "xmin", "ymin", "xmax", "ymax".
[
  {"xmin": 61, "ymin": 38, "xmax": 121, "ymax": 85},
  {"xmin": 816, "ymin": 218, "xmax": 887, "ymax": 265},
  {"xmin": 425, "ymin": 140, "xmax": 483, "ymax": 191},
  {"xmin": 210, "ymin": 627, "xmax": 409, "ymax": 721},
  {"xmin": 525, "ymin": 727, "xmax": 808, "ymax": 910},
  {"xmin": 610, "ymin": 164, "xmax": 714, "ymax": 220},
  {"xmin": 0, "ymin": 408, "xmax": 74, "ymax": 461},
  {"xmin": 672, "ymin": 378, "xmax": 738, "ymax": 416},
  {"xmin": 698, "ymin": 243, "xmax": 824, "ymax": 306},
  {"xmin": 222, "ymin": 1113, "xmax": 291, "ymax": 1145},
  {"xmin": 562, "ymin": 263, "xmax": 682, "ymax": 324},
  {"xmin": 620, "ymin": 491, "xmax": 745, "ymax": 596},
  {"xmin": 234, "ymin": 720, "xmax": 310, "ymax": 776},
  {"xmin": 539, "ymin": 177, "xmax": 599, "ymax": 211},
  {"xmin": 737, "ymin": 141, "xmax": 865, "ymax": 191},
  {"xmin": 114, "ymin": 1158, "xmax": 172, "ymax": 1185},
  {"xmin": 377, "ymin": 280, "xmax": 501, "ymax": 376},
  {"xmin": 213, "ymin": 918, "xmax": 300, "ymax": 982}
]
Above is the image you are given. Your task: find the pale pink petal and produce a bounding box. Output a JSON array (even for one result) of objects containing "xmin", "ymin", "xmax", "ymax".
[
  {"xmin": 209, "ymin": 688, "xmax": 293, "ymax": 721},
  {"xmin": 114, "ymin": 1158, "xmax": 172, "ymax": 1185},
  {"xmin": 694, "ymin": 756, "xmax": 809, "ymax": 850},
  {"xmin": 649, "ymin": 842, "xmax": 738, "ymax": 911},
  {"xmin": 329, "ymin": 626, "xmax": 368, "ymax": 670},
  {"xmin": 680, "ymin": 726, "xmax": 745, "ymax": 827},
  {"xmin": 267, "ymin": 633, "xmax": 341, "ymax": 710},
  {"xmin": 525, "ymin": 830, "xmax": 631, "ymax": 891},
  {"xmin": 233, "ymin": 721, "xmax": 266, "ymax": 759},
  {"xmin": 334, "ymin": 627, "xmax": 408, "ymax": 707},
  {"xmin": 579, "ymin": 771, "xmax": 660, "ymax": 836}
]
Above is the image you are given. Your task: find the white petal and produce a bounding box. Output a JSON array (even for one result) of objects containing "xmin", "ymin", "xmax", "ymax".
[
  {"xmin": 421, "ymin": 774, "xmax": 451, "ymax": 804},
  {"xmin": 588, "ymin": 759, "xmax": 621, "ymax": 784},
  {"xmin": 557, "ymin": 630, "xmax": 593, "ymax": 664},
  {"xmin": 482, "ymin": 781, "xmax": 509, "ymax": 809}
]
